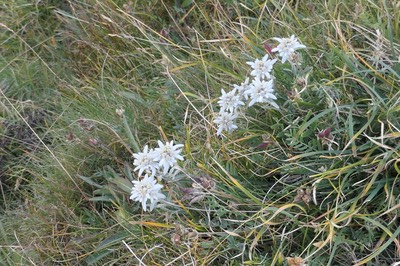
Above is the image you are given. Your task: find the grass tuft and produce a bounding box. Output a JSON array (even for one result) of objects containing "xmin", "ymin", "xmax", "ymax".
[{"xmin": 1, "ymin": 0, "xmax": 399, "ymax": 265}]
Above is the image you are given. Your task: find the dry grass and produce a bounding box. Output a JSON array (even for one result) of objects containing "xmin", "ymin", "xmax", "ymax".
[{"xmin": 1, "ymin": 0, "xmax": 399, "ymax": 265}]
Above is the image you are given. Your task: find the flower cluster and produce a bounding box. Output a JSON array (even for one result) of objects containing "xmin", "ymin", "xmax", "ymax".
[
  {"xmin": 214, "ymin": 35, "xmax": 306, "ymax": 136},
  {"xmin": 271, "ymin": 35, "xmax": 306, "ymax": 63},
  {"xmin": 130, "ymin": 175, "xmax": 165, "ymax": 212},
  {"xmin": 130, "ymin": 140, "xmax": 184, "ymax": 211},
  {"xmin": 133, "ymin": 140, "xmax": 184, "ymax": 178}
]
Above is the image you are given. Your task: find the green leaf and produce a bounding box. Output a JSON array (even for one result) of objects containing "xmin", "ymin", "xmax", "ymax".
[
  {"xmin": 120, "ymin": 91, "xmax": 147, "ymax": 106},
  {"xmin": 85, "ymin": 249, "xmax": 114, "ymax": 265},
  {"xmin": 122, "ymin": 115, "xmax": 140, "ymax": 153},
  {"xmin": 89, "ymin": 196, "xmax": 114, "ymax": 202},
  {"xmin": 77, "ymin": 175, "xmax": 103, "ymax": 189},
  {"xmin": 363, "ymin": 180, "xmax": 385, "ymax": 203},
  {"xmin": 109, "ymin": 176, "xmax": 132, "ymax": 194},
  {"xmin": 181, "ymin": 0, "xmax": 193, "ymax": 8},
  {"xmin": 95, "ymin": 231, "xmax": 130, "ymax": 251}
]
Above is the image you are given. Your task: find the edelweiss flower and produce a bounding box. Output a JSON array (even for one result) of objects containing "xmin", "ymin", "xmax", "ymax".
[
  {"xmin": 130, "ymin": 175, "xmax": 166, "ymax": 211},
  {"xmin": 155, "ymin": 166, "xmax": 182, "ymax": 181},
  {"xmin": 217, "ymin": 88, "xmax": 244, "ymax": 113},
  {"xmin": 213, "ymin": 111, "xmax": 238, "ymax": 136},
  {"xmin": 132, "ymin": 145, "xmax": 158, "ymax": 177},
  {"xmin": 246, "ymin": 54, "xmax": 277, "ymax": 79},
  {"xmin": 272, "ymin": 35, "xmax": 306, "ymax": 63},
  {"xmin": 245, "ymin": 78, "xmax": 278, "ymax": 108},
  {"xmin": 153, "ymin": 140, "xmax": 184, "ymax": 174},
  {"xmin": 233, "ymin": 77, "xmax": 251, "ymax": 99}
]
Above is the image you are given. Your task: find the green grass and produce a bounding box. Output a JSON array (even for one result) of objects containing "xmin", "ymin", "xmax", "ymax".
[{"xmin": 1, "ymin": 0, "xmax": 399, "ymax": 265}]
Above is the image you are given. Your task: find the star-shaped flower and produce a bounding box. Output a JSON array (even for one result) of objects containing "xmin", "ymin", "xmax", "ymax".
[
  {"xmin": 272, "ymin": 35, "xmax": 306, "ymax": 63},
  {"xmin": 213, "ymin": 111, "xmax": 238, "ymax": 136},
  {"xmin": 130, "ymin": 175, "xmax": 166, "ymax": 212},
  {"xmin": 132, "ymin": 145, "xmax": 158, "ymax": 177},
  {"xmin": 217, "ymin": 88, "xmax": 245, "ymax": 113},
  {"xmin": 233, "ymin": 77, "xmax": 251, "ymax": 99},
  {"xmin": 153, "ymin": 140, "xmax": 184, "ymax": 174},
  {"xmin": 246, "ymin": 54, "xmax": 277, "ymax": 79},
  {"xmin": 245, "ymin": 77, "xmax": 278, "ymax": 108}
]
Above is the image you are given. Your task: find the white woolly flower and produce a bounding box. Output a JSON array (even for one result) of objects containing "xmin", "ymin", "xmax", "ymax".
[
  {"xmin": 130, "ymin": 175, "xmax": 166, "ymax": 212},
  {"xmin": 272, "ymin": 35, "xmax": 306, "ymax": 63},
  {"xmin": 245, "ymin": 77, "xmax": 278, "ymax": 108},
  {"xmin": 132, "ymin": 145, "xmax": 158, "ymax": 177},
  {"xmin": 233, "ymin": 77, "xmax": 251, "ymax": 99},
  {"xmin": 155, "ymin": 166, "xmax": 182, "ymax": 181},
  {"xmin": 153, "ymin": 140, "xmax": 184, "ymax": 174},
  {"xmin": 213, "ymin": 111, "xmax": 238, "ymax": 136},
  {"xmin": 217, "ymin": 88, "xmax": 245, "ymax": 113},
  {"xmin": 246, "ymin": 54, "xmax": 277, "ymax": 79}
]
